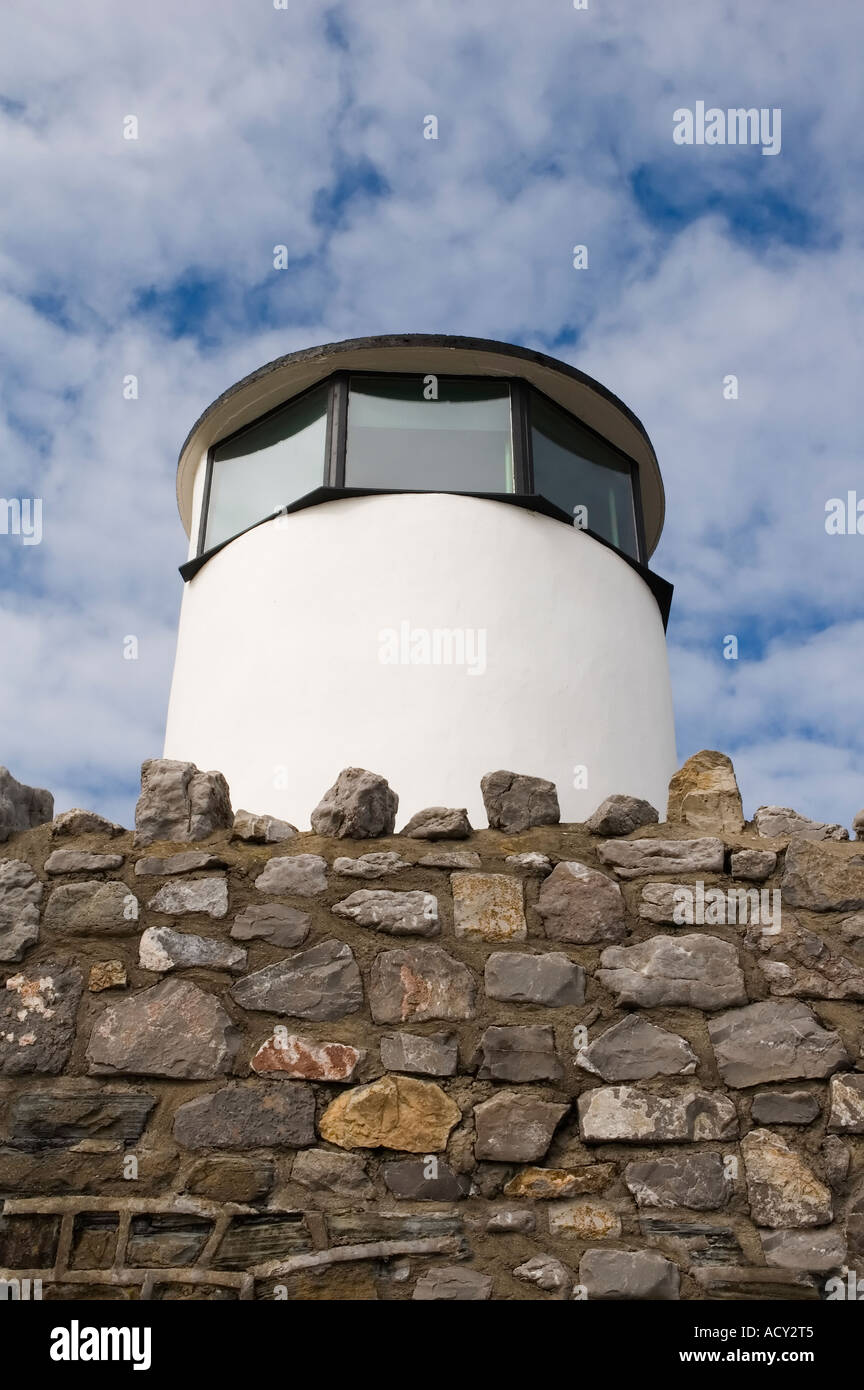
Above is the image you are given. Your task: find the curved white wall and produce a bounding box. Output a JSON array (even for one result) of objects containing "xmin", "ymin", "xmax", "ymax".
[{"xmin": 164, "ymin": 493, "xmax": 677, "ymax": 828}]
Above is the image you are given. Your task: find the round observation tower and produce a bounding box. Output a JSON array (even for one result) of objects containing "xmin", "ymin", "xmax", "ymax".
[{"xmin": 164, "ymin": 334, "xmax": 677, "ymax": 826}]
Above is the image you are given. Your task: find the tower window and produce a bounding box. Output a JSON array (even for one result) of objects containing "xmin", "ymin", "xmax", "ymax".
[
  {"xmin": 530, "ymin": 389, "xmax": 640, "ymax": 559},
  {"xmin": 202, "ymin": 384, "xmax": 328, "ymax": 552},
  {"xmin": 345, "ymin": 375, "xmax": 514, "ymax": 493}
]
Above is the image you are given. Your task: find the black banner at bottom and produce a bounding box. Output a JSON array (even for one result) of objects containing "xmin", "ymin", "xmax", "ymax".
[{"xmin": 0, "ymin": 1296, "xmax": 855, "ymax": 1377}]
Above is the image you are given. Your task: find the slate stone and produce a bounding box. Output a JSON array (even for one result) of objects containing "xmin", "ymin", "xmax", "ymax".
[
  {"xmin": 251, "ymin": 1031, "xmax": 364, "ymax": 1081},
  {"xmin": 332, "ymin": 888, "xmax": 439, "ymax": 936},
  {"xmin": 514, "ymin": 1254, "xmax": 572, "ymax": 1292},
  {"xmin": 840, "ymin": 911, "xmax": 864, "ymax": 945},
  {"xmin": 254, "ymin": 854, "xmax": 328, "ymax": 897},
  {"xmin": 184, "ymin": 1155, "xmax": 274, "ymax": 1203},
  {"xmin": 451, "ymin": 872, "xmax": 526, "ymax": 942},
  {"xmin": 505, "ymin": 852, "xmax": 553, "ymax": 875},
  {"xmin": 134, "ymin": 851, "xmax": 226, "ymax": 876},
  {"xmin": 213, "ymin": 1212, "xmax": 312, "ymax": 1269},
  {"xmin": 474, "ymin": 1091, "xmax": 568, "ymax": 1162},
  {"xmin": 332, "ymin": 852, "xmax": 411, "ymax": 879},
  {"xmin": 547, "ymin": 1200, "xmax": 621, "ymax": 1238},
  {"xmin": 536, "ymin": 861, "xmax": 627, "ymax": 944},
  {"xmin": 586, "ymin": 794, "xmax": 659, "ymax": 837},
  {"xmin": 487, "ymin": 1208, "xmax": 536, "ymax": 1232},
  {"xmin": 751, "ymin": 918, "xmax": 864, "ymax": 1000},
  {"xmin": 231, "ymin": 940, "xmax": 363, "ymax": 1021},
  {"xmin": 755, "ymin": 806, "xmax": 848, "ymax": 841},
  {"xmin": 597, "ymin": 934, "xmax": 746, "ymax": 1010},
  {"xmin": 319, "ymin": 1074, "xmax": 461, "ymax": 1152},
  {"xmin": 847, "ymin": 1190, "xmax": 864, "ymax": 1259},
  {"xmin": 7, "ymin": 1087, "xmax": 154, "ymax": 1149},
  {"xmin": 229, "ymin": 903, "xmax": 311, "ymax": 948},
  {"xmin": 477, "ymin": 1024, "xmax": 562, "ymax": 1082},
  {"xmin": 741, "ymin": 1129, "xmax": 833, "ymax": 1228},
  {"xmin": 44, "ymin": 880, "xmax": 139, "ymax": 935},
  {"xmin": 379, "ymin": 1030, "xmax": 458, "ymax": 1076},
  {"xmin": 88, "ymin": 960, "xmax": 127, "ymax": 991},
  {"xmin": 597, "ymin": 836, "xmax": 725, "ymax": 880},
  {"xmin": 232, "ymin": 810, "xmax": 298, "ymax": 843},
  {"xmin": 290, "ymin": 1147, "xmax": 374, "ymax": 1198},
  {"xmin": 146, "ymin": 876, "xmax": 228, "ymax": 918},
  {"xmin": 484, "ymin": 950, "xmax": 584, "ymax": 1007},
  {"xmin": 0, "ymin": 766, "xmax": 53, "ymax": 842},
  {"xmin": 383, "ymin": 1158, "xmax": 470, "ymax": 1200},
  {"xmin": 138, "ymin": 926, "xmax": 246, "ymax": 973},
  {"xmin": 667, "ymin": 750, "xmax": 744, "ymax": 833},
  {"xmin": 503, "ymin": 1166, "xmax": 616, "ymax": 1200},
  {"xmin": 822, "ymin": 1135, "xmax": 850, "ymax": 1189},
  {"xmin": 690, "ymin": 1266, "xmax": 818, "ymax": 1298},
  {"xmin": 417, "ymin": 849, "xmax": 481, "ymax": 869},
  {"xmin": 731, "ymin": 849, "xmax": 777, "ymax": 881},
  {"xmin": 751, "ymin": 1091, "xmax": 821, "ymax": 1125},
  {"xmin": 623, "ymin": 1154, "xmax": 731, "ymax": 1210},
  {"xmin": 301, "ymin": 1210, "xmax": 464, "ymax": 1247},
  {"xmin": 412, "ymin": 1267, "xmax": 492, "ymax": 1301},
  {"xmin": 781, "ymin": 840, "xmax": 864, "ymax": 912},
  {"xmin": 827, "ymin": 1073, "xmax": 864, "ymax": 1133},
  {"xmin": 86, "ymin": 978, "xmax": 238, "ymax": 1079},
  {"xmin": 310, "ymin": 767, "xmax": 398, "ymax": 839},
  {"xmin": 707, "ymin": 1000, "xmax": 848, "ymax": 1087},
  {"xmin": 579, "ymin": 1249, "xmax": 679, "ymax": 1300},
  {"xmin": 126, "ymin": 1212, "xmax": 213, "ymax": 1267},
  {"xmin": 52, "ymin": 808, "xmax": 123, "ymax": 837},
  {"xmin": 578, "ymin": 1086, "xmax": 738, "ymax": 1143},
  {"xmin": 401, "ymin": 807, "xmax": 472, "ymax": 840},
  {"xmin": 637, "ymin": 882, "xmax": 690, "ymax": 925},
  {"xmin": 0, "ymin": 858, "xmax": 42, "ymax": 962},
  {"xmin": 173, "ymin": 1081, "xmax": 316, "ymax": 1149},
  {"xmin": 133, "ymin": 758, "xmax": 232, "ymax": 847},
  {"xmin": 369, "ymin": 945, "xmax": 477, "ymax": 1023},
  {"xmin": 0, "ymin": 1212, "xmax": 62, "ymax": 1267},
  {"xmin": 760, "ymin": 1227, "xmax": 846, "ymax": 1271},
  {"xmin": 575, "ymin": 1015, "xmax": 697, "ymax": 1081},
  {"xmin": 0, "ymin": 959, "xmax": 83, "ymax": 1074},
  {"xmin": 44, "ymin": 850, "xmax": 124, "ymax": 874},
  {"xmin": 481, "ymin": 770, "xmax": 560, "ymax": 833}
]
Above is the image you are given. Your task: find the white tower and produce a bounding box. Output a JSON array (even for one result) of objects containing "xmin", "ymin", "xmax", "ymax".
[{"xmin": 165, "ymin": 335, "xmax": 676, "ymax": 826}]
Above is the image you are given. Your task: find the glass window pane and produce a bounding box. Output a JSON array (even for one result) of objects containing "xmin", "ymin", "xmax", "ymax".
[
  {"xmin": 345, "ymin": 376, "xmax": 513, "ymax": 492},
  {"xmin": 530, "ymin": 391, "xmax": 639, "ymax": 559},
  {"xmin": 204, "ymin": 385, "xmax": 328, "ymax": 550}
]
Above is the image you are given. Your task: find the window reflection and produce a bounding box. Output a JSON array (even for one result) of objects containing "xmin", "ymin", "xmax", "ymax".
[
  {"xmin": 530, "ymin": 391, "xmax": 639, "ymax": 559},
  {"xmin": 346, "ymin": 376, "xmax": 513, "ymax": 492},
  {"xmin": 203, "ymin": 385, "xmax": 328, "ymax": 551}
]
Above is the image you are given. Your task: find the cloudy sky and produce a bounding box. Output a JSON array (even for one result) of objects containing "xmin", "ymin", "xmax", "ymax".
[{"xmin": 1, "ymin": 0, "xmax": 861, "ymax": 828}]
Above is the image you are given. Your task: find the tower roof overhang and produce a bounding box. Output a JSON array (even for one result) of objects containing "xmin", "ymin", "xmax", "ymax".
[{"xmin": 176, "ymin": 334, "xmax": 666, "ymax": 556}]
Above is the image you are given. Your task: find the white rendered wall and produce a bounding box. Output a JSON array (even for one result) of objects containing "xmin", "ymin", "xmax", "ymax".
[{"xmin": 164, "ymin": 492, "xmax": 677, "ymax": 828}]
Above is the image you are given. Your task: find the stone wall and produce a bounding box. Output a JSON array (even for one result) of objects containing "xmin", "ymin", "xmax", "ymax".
[{"xmin": 1, "ymin": 754, "xmax": 864, "ymax": 1301}]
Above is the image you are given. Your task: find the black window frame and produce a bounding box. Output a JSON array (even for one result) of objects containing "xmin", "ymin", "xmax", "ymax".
[{"xmin": 194, "ymin": 370, "xmax": 649, "ymax": 566}]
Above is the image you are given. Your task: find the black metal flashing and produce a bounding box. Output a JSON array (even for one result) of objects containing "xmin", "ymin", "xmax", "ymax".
[{"xmin": 179, "ymin": 486, "xmax": 673, "ymax": 629}]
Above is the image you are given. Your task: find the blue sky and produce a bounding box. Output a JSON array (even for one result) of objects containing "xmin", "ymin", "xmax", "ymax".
[{"xmin": 0, "ymin": 0, "xmax": 862, "ymax": 828}]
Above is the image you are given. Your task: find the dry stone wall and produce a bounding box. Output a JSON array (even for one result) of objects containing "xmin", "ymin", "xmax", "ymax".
[{"xmin": 2, "ymin": 752, "xmax": 864, "ymax": 1301}]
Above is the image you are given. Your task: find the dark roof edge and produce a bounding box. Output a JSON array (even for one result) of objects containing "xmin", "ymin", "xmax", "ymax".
[{"xmin": 177, "ymin": 334, "xmax": 659, "ymax": 476}]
